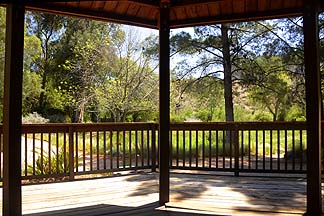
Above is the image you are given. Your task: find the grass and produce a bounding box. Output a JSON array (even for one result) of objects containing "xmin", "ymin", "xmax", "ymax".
[
  {"xmin": 26, "ymin": 130, "xmax": 153, "ymax": 158},
  {"xmin": 23, "ymin": 129, "xmax": 307, "ymax": 163},
  {"xmin": 169, "ymin": 129, "xmax": 307, "ymax": 159}
]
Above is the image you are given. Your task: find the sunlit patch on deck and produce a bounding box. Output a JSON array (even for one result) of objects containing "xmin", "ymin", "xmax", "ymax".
[{"xmin": 0, "ymin": 172, "xmax": 310, "ymax": 215}]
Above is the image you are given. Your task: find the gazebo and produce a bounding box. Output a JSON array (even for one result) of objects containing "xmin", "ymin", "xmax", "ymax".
[{"xmin": 0, "ymin": 0, "xmax": 323, "ymax": 215}]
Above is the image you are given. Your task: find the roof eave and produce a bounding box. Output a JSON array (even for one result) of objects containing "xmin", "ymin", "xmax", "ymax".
[
  {"xmin": 170, "ymin": 8, "xmax": 305, "ymax": 29},
  {"xmin": 26, "ymin": 3, "xmax": 159, "ymax": 29}
]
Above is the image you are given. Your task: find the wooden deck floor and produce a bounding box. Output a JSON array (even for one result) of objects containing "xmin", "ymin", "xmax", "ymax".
[{"xmin": 0, "ymin": 172, "xmax": 311, "ymax": 216}]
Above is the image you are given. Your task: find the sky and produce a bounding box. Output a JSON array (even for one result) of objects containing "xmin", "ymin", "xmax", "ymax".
[
  {"xmin": 123, "ymin": 24, "xmax": 194, "ymax": 39},
  {"xmin": 123, "ymin": 25, "xmax": 197, "ymax": 73}
]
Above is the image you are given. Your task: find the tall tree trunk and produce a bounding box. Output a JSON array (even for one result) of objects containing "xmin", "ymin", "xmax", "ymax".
[
  {"xmin": 38, "ymin": 71, "xmax": 46, "ymax": 111},
  {"xmin": 78, "ymin": 104, "xmax": 85, "ymax": 123},
  {"xmin": 221, "ymin": 24, "xmax": 234, "ymax": 151},
  {"xmin": 76, "ymin": 99, "xmax": 85, "ymax": 123},
  {"xmin": 38, "ymin": 36, "xmax": 50, "ymax": 113},
  {"xmin": 221, "ymin": 24, "xmax": 234, "ymax": 123}
]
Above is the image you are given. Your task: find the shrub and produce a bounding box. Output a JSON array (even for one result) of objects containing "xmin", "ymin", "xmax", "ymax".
[
  {"xmin": 22, "ymin": 112, "xmax": 49, "ymax": 124},
  {"xmin": 28, "ymin": 149, "xmax": 70, "ymax": 175}
]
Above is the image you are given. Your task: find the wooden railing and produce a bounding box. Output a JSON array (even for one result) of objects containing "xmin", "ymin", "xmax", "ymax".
[
  {"xmin": 170, "ymin": 122, "xmax": 308, "ymax": 174},
  {"xmin": 0, "ymin": 122, "xmax": 311, "ymax": 182},
  {"xmin": 0, "ymin": 123, "xmax": 157, "ymax": 182}
]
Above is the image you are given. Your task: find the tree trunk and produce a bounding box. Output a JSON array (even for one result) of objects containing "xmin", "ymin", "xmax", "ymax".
[
  {"xmin": 221, "ymin": 24, "xmax": 234, "ymax": 123},
  {"xmin": 78, "ymin": 108, "xmax": 84, "ymax": 123},
  {"xmin": 221, "ymin": 24, "xmax": 234, "ymax": 151},
  {"xmin": 121, "ymin": 112, "xmax": 127, "ymax": 122},
  {"xmin": 38, "ymin": 35, "xmax": 51, "ymax": 112},
  {"xmin": 38, "ymin": 65, "xmax": 47, "ymax": 112},
  {"xmin": 76, "ymin": 101, "xmax": 85, "ymax": 123}
]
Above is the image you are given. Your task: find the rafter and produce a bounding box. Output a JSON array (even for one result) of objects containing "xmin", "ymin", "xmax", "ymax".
[
  {"xmin": 171, "ymin": 0, "xmax": 224, "ymax": 7},
  {"xmin": 170, "ymin": 7, "xmax": 303, "ymax": 28},
  {"xmin": 0, "ymin": 0, "xmax": 160, "ymax": 7},
  {"xmin": 26, "ymin": 2, "xmax": 158, "ymax": 29}
]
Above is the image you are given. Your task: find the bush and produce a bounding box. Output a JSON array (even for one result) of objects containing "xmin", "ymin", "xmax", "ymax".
[
  {"xmin": 22, "ymin": 112, "xmax": 49, "ymax": 124},
  {"xmin": 28, "ymin": 149, "xmax": 70, "ymax": 175},
  {"xmin": 285, "ymin": 105, "xmax": 305, "ymax": 121},
  {"xmin": 251, "ymin": 110, "xmax": 272, "ymax": 121},
  {"xmin": 170, "ymin": 114, "xmax": 186, "ymax": 123},
  {"xmin": 234, "ymin": 105, "xmax": 254, "ymax": 122},
  {"xmin": 47, "ymin": 113, "xmax": 70, "ymax": 123},
  {"xmin": 195, "ymin": 109, "xmax": 212, "ymax": 122},
  {"xmin": 212, "ymin": 107, "xmax": 225, "ymax": 122}
]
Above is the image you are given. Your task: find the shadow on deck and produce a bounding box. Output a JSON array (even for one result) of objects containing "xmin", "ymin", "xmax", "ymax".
[
  {"xmin": 25, "ymin": 202, "xmax": 225, "ymax": 216},
  {"xmin": 11, "ymin": 172, "xmax": 311, "ymax": 216},
  {"xmin": 125, "ymin": 172, "xmax": 307, "ymax": 215}
]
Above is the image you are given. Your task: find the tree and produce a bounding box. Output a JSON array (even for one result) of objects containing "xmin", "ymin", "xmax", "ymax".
[
  {"xmin": 26, "ymin": 12, "xmax": 66, "ymax": 112},
  {"xmin": 23, "ymin": 34, "xmax": 43, "ymax": 115},
  {"xmin": 55, "ymin": 18, "xmax": 121, "ymax": 122},
  {"xmin": 243, "ymin": 56, "xmax": 295, "ymax": 121},
  {"xmin": 0, "ymin": 9, "xmax": 43, "ymax": 119},
  {"xmin": 95, "ymin": 29, "xmax": 158, "ymax": 122},
  {"xmin": 255, "ymin": 18, "xmax": 306, "ymax": 116},
  {"xmin": 170, "ymin": 23, "xmax": 271, "ymax": 122},
  {"xmin": 170, "ymin": 76, "xmax": 223, "ymax": 122}
]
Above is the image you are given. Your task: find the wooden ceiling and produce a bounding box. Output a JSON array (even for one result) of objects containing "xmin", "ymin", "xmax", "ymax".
[{"xmin": 6, "ymin": 0, "xmax": 324, "ymax": 29}]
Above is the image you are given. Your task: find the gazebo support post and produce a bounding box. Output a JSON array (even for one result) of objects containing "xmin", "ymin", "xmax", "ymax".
[
  {"xmin": 158, "ymin": 0, "xmax": 170, "ymax": 206},
  {"xmin": 303, "ymin": 2, "xmax": 322, "ymax": 215},
  {"xmin": 3, "ymin": 4, "xmax": 25, "ymax": 216}
]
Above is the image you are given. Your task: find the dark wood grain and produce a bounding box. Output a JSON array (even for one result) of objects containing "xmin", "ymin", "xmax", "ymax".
[
  {"xmin": 303, "ymin": 3, "xmax": 322, "ymax": 215},
  {"xmin": 2, "ymin": 4, "xmax": 25, "ymax": 216}
]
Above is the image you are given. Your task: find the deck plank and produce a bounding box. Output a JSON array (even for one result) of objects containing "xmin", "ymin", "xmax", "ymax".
[{"xmin": 0, "ymin": 172, "xmax": 314, "ymax": 215}]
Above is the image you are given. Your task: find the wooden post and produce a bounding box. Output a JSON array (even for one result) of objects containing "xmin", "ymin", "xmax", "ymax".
[
  {"xmin": 234, "ymin": 128, "xmax": 239, "ymax": 177},
  {"xmin": 151, "ymin": 124, "xmax": 157, "ymax": 172},
  {"xmin": 3, "ymin": 4, "xmax": 25, "ymax": 216},
  {"xmin": 69, "ymin": 126, "xmax": 75, "ymax": 180},
  {"xmin": 159, "ymin": 0, "xmax": 170, "ymax": 206},
  {"xmin": 303, "ymin": 2, "xmax": 322, "ymax": 215}
]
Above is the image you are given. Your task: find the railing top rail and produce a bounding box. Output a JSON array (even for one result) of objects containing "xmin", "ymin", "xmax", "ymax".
[
  {"xmin": 170, "ymin": 121, "xmax": 307, "ymax": 130},
  {"xmin": 11, "ymin": 122, "xmax": 157, "ymax": 133}
]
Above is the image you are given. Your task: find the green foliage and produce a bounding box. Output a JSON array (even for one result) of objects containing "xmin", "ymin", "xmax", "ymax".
[
  {"xmin": 28, "ymin": 149, "xmax": 70, "ymax": 175},
  {"xmin": 95, "ymin": 29, "xmax": 158, "ymax": 122},
  {"xmin": 128, "ymin": 110, "xmax": 158, "ymax": 122},
  {"xmin": 170, "ymin": 113, "xmax": 188, "ymax": 123},
  {"xmin": 195, "ymin": 109, "xmax": 211, "ymax": 122},
  {"xmin": 170, "ymin": 77, "xmax": 224, "ymax": 122},
  {"xmin": 251, "ymin": 110, "xmax": 273, "ymax": 122},
  {"xmin": 233, "ymin": 106, "xmax": 254, "ymax": 122},
  {"xmin": 212, "ymin": 107, "xmax": 226, "ymax": 122},
  {"xmin": 21, "ymin": 13, "xmax": 160, "ymax": 123},
  {"xmin": 53, "ymin": 19, "xmax": 116, "ymax": 122},
  {"xmin": 243, "ymin": 56, "xmax": 301, "ymax": 121},
  {"xmin": 285, "ymin": 105, "xmax": 306, "ymax": 121},
  {"xmin": 22, "ymin": 71, "xmax": 43, "ymax": 114},
  {"xmin": 24, "ymin": 35, "xmax": 42, "ymax": 70}
]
